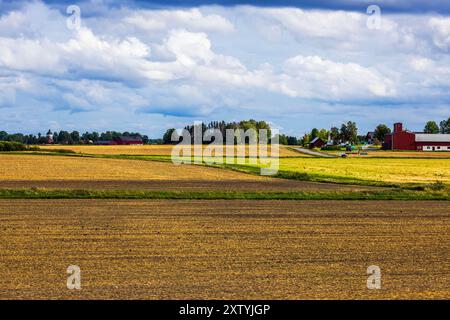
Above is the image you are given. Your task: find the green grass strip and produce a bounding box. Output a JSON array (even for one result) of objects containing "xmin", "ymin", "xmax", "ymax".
[{"xmin": 0, "ymin": 188, "xmax": 449, "ymax": 200}]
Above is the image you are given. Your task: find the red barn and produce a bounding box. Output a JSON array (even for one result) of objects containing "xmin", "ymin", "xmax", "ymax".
[
  {"xmin": 383, "ymin": 123, "xmax": 450, "ymax": 151},
  {"xmin": 95, "ymin": 136, "xmax": 143, "ymax": 145},
  {"xmin": 309, "ymin": 137, "xmax": 326, "ymax": 149},
  {"xmin": 115, "ymin": 136, "xmax": 143, "ymax": 145}
]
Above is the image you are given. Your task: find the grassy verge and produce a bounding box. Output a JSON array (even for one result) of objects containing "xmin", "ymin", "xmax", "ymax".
[{"xmin": 0, "ymin": 188, "xmax": 449, "ymax": 200}]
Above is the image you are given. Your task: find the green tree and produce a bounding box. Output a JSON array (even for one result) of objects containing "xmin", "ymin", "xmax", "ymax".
[
  {"xmin": 255, "ymin": 120, "xmax": 271, "ymax": 140},
  {"xmin": 0, "ymin": 131, "xmax": 8, "ymax": 141},
  {"xmin": 439, "ymin": 118, "xmax": 450, "ymax": 134},
  {"xmin": 287, "ymin": 136, "xmax": 298, "ymax": 145},
  {"xmin": 276, "ymin": 134, "xmax": 288, "ymax": 145},
  {"xmin": 92, "ymin": 132, "xmax": 99, "ymax": 142},
  {"xmin": 70, "ymin": 131, "xmax": 80, "ymax": 143},
  {"xmin": 310, "ymin": 128, "xmax": 319, "ymax": 140},
  {"xmin": 163, "ymin": 128, "xmax": 177, "ymax": 144},
  {"xmin": 318, "ymin": 128, "xmax": 329, "ymax": 141},
  {"xmin": 424, "ymin": 121, "xmax": 439, "ymax": 134},
  {"xmin": 329, "ymin": 127, "xmax": 340, "ymax": 145},
  {"xmin": 301, "ymin": 133, "xmax": 311, "ymax": 147},
  {"xmin": 374, "ymin": 124, "xmax": 391, "ymax": 143},
  {"xmin": 58, "ymin": 131, "xmax": 71, "ymax": 144},
  {"xmin": 53, "ymin": 131, "xmax": 59, "ymax": 144},
  {"xmin": 340, "ymin": 121, "xmax": 358, "ymax": 144}
]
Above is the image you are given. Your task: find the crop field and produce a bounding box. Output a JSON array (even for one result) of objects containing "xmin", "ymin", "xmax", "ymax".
[
  {"xmin": 0, "ymin": 149, "xmax": 449, "ymax": 300},
  {"xmin": 271, "ymin": 157, "xmax": 450, "ymax": 185},
  {"xmin": 39, "ymin": 144, "xmax": 305, "ymax": 157},
  {"xmin": 31, "ymin": 146, "xmax": 450, "ymax": 186},
  {"xmin": 0, "ymin": 154, "xmax": 372, "ymax": 191},
  {"xmin": 323, "ymin": 149, "xmax": 450, "ymax": 158},
  {"xmin": 0, "ymin": 199, "xmax": 448, "ymax": 299},
  {"xmin": 0, "ymin": 154, "xmax": 268, "ymax": 181},
  {"xmin": 1, "ymin": 153, "xmax": 449, "ymax": 189}
]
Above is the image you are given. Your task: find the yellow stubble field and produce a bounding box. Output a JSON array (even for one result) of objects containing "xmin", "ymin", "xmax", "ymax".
[{"xmin": 38, "ymin": 144, "xmax": 305, "ymax": 157}]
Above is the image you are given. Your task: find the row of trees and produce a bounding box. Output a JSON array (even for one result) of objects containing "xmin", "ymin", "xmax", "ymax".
[
  {"xmin": 423, "ymin": 118, "xmax": 450, "ymax": 134},
  {"xmin": 163, "ymin": 120, "xmax": 272, "ymax": 144},
  {"xmin": 2, "ymin": 117, "xmax": 448, "ymax": 146},
  {"xmin": 0, "ymin": 130, "xmax": 150, "ymax": 145},
  {"xmin": 277, "ymin": 121, "xmax": 359, "ymax": 146}
]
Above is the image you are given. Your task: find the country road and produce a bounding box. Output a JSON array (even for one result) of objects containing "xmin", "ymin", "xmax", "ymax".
[{"xmin": 293, "ymin": 147, "xmax": 337, "ymax": 158}]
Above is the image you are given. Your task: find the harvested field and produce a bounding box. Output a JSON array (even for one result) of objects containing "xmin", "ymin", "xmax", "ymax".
[
  {"xmin": 0, "ymin": 199, "xmax": 448, "ymax": 299},
  {"xmin": 0, "ymin": 154, "xmax": 268, "ymax": 181},
  {"xmin": 0, "ymin": 154, "xmax": 373, "ymax": 191},
  {"xmin": 38, "ymin": 144, "xmax": 305, "ymax": 157}
]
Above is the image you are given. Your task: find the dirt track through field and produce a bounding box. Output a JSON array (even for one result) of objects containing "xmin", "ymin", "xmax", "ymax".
[
  {"xmin": 0, "ymin": 200, "xmax": 448, "ymax": 299},
  {"xmin": 0, "ymin": 179, "xmax": 373, "ymax": 191}
]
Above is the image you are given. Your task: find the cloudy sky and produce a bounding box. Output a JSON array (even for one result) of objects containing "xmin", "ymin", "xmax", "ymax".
[{"xmin": 0, "ymin": 0, "xmax": 449, "ymax": 137}]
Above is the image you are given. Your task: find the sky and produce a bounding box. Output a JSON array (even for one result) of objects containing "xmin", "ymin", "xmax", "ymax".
[{"xmin": 0, "ymin": 0, "xmax": 449, "ymax": 137}]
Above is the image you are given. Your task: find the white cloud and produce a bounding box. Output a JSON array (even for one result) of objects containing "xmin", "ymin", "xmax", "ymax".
[
  {"xmin": 429, "ymin": 16, "xmax": 450, "ymax": 50},
  {"xmin": 0, "ymin": 1, "xmax": 449, "ymax": 134},
  {"xmin": 123, "ymin": 8, "xmax": 234, "ymax": 33},
  {"xmin": 0, "ymin": 10, "xmax": 25, "ymax": 34},
  {"xmin": 256, "ymin": 8, "xmax": 365, "ymax": 39},
  {"xmin": 282, "ymin": 55, "xmax": 396, "ymax": 98}
]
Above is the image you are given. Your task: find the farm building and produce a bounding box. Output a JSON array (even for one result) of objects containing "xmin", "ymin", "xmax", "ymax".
[
  {"xmin": 95, "ymin": 136, "xmax": 143, "ymax": 145},
  {"xmin": 365, "ymin": 131, "xmax": 375, "ymax": 144},
  {"xmin": 383, "ymin": 123, "xmax": 450, "ymax": 151},
  {"xmin": 309, "ymin": 137, "xmax": 326, "ymax": 149},
  {"xmin": 45, "ymin": 130, "xmax": 54, "ymax": 144}
]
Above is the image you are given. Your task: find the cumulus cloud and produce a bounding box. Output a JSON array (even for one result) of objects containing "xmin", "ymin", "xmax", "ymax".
[
  {"xmin": 123, "ymin": 8, "xmax": 234, "ymax": 33},
  {"xmin": 282, "ymin": 55, "xmax": 396, "ymax": 98},
  {"xmin": 0, "ymin": 38, "xmax": 62, "ymax": 73},
  {"xmin": 0, "ymin": 0, "xmax": 449, "ymax": 135},
  {"xmin": 429, "ymin": 16, "xmax": 450, "ymax": 50}
]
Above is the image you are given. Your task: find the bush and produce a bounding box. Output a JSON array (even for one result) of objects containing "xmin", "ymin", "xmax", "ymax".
[
  {"xmin": 427, "ymin": 181, "xmax": 446, "ymax": 191},
  {"xmin": 0, "ymin": 141, "xmax": 27, "ymax": 151},
  {"xmin": 43, "ymin": 148, "xmax": 76, "ymax": 154},
  {"xmin": 0, "ymin": 141, "xmax": 40, "ymax": 152},
  {"xmin": 321, "ymin": 145, "xmax": 342, "ymax": 151}
]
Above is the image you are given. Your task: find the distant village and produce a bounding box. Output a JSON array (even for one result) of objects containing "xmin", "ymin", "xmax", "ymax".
[
  {"xmin": 307, "ymin": 122, "xmax": 450, "ymax": 152},
  {"xmin": 1, "ymin": 117, "xmax": 449, "ymax": 151}
]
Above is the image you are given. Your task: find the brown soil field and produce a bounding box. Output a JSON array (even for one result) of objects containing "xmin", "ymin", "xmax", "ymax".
[
  {"xmin": 0, "ymin": 199, "xmax": 448, "ymax": 299},
  {"xmin": 0, "ymin": 179, "xmax": 370, "ymax": 191},
  {"xmin": 0, "ymin": 154, "xmax": 371, "ymax": 191},
  {"xmin": 39, "ymin": 144, "xmax": 305, "ymax": 157}
]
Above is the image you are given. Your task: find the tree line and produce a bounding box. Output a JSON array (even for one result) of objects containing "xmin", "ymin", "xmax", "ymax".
[
  {"xmin": 2, "ymin": 117, "xmax": 448, "ymax": 146},
  {"xmin": 277, "ymin": 121, "xmax": 359, "ymax": 146},
  {"xmin": 163, "ymin": 120, "xmax": 272, "ymax": 144},
  {"xmin": 423, "ymin": 118, "xmax": 450, "ymax": 134},
  {"xmin": 0, "ymin": 130, "xmax": 151, "ymax": 145}
]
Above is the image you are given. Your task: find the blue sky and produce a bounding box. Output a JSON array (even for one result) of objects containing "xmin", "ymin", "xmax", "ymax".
[{"xmin": 0, "ymin": 0, "xmax": 449, "ymax": 137}]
